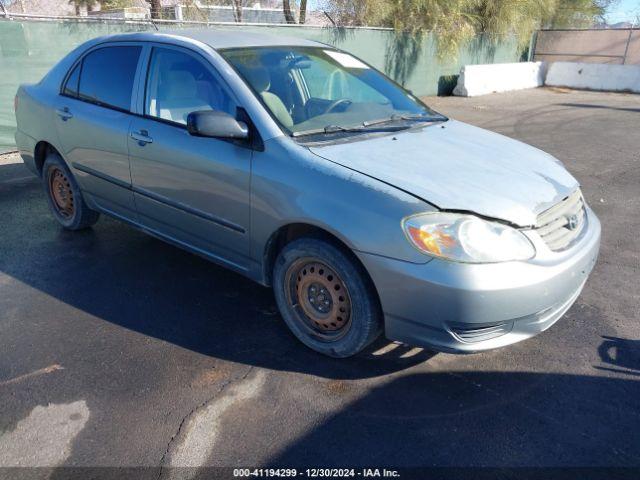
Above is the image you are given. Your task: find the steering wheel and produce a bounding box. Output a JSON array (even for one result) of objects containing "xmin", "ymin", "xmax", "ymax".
[{"xmin": 325, "ymin": 98, "xmax": 352, "ymax": 114}]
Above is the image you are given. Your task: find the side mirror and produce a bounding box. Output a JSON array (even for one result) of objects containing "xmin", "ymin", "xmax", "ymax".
[{"xmin": 187, "ymin": 110, "xmax": 249, "ymax": 139}]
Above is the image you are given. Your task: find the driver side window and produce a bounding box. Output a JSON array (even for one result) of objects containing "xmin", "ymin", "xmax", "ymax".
[{"xmin": 145, "ymin": 47, "xmax": 235, "ymax": 125}]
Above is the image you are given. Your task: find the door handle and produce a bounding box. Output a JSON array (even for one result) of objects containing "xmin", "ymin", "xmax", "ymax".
[
  {"xmin": 56, "ymin": 107, "xmax": 73, "ymax": 121},
  {"xmin": 130, "ymin": 130, "xmax": 153, "ymax": 146}
]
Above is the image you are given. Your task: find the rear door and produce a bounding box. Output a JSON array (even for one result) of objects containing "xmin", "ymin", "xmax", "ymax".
[
  {"xmin": 128, "ymin": 44, "xmax": 252, "ymax": 271},
  {"xmin": 54, "ymin": 43, "xmax": 144, "ymax": 220}
]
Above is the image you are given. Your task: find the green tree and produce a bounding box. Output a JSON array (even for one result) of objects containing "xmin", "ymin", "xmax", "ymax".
[
  {"xmin": 321, "ymin": 0, "xmax": 612, "ymax": 59},
  {"xmin": 546, "ymin": 0, "xmax": 609, "ymax": 27}
]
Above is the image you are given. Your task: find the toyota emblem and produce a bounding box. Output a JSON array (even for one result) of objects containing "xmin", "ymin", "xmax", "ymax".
[{"xmin": 567, "ymin": 214, "xmax": 579, "ymax": 230}]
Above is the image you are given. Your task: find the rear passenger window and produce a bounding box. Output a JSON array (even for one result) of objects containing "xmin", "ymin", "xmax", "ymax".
[
  {"xmin": 63, "ymin": 63, "xmax": 80, "ymax": 97},
  {"xmin": 76, "ymin": 46, "xmax": 141, "ymax": 111}
]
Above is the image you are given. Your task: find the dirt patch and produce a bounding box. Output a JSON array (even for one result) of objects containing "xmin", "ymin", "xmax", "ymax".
[{"xmin": 190, "ymin": 366, "xmax": 233, "ymax": 389}]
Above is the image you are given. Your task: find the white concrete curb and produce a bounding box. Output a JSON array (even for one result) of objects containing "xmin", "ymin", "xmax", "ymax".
[
  {"xmin": 545, "ymin": 62, "xmax": 640, "ymax": 93},
  {"xmin": 453, "ymin": 62, "xmax": 546, "ymax": 97},
  {"xmin": 0, "ymin": 151, "xmax": 21, "ymax": 166},
  {"xmin": 453, "ymin": 60, "xmax": 640, "ymax": 96}
]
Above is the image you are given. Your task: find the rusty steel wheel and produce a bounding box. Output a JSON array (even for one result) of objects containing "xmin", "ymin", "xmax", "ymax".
[
  {"xmin": 285, "ymin": 258, "xmax": 353, "ymax": 340},
  {"xmin": 42, "ymin": 153, "xmax": 100, "ymax": 230},
  {"xmin": 274, "ymin": 238, "xmax": 383, "ymax": 357},
  {"xmin": 48, "ymin": 167, "xmax": 75, "ymax": 219}
]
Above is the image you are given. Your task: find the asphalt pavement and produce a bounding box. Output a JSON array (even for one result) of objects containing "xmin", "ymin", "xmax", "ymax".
[{"xmin": 1, "ymin": 88, "xmax": 639, "ymax": 477}]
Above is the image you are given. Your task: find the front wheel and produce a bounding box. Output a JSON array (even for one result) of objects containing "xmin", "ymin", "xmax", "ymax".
[{"xmin": 273, "ymin": 238, "xmax": 382, "ymax": 357}]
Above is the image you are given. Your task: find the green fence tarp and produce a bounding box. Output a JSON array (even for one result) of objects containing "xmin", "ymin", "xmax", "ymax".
[{"xmin": 0, "ymin": 19, "xmax": 521, "ymax": 153}]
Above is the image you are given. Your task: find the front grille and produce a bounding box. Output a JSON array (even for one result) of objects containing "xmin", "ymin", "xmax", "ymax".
[
  {"xmin": 534, "ymin": 189, "xmax": 586, "ymax": 251},
  {"xmin": 449, "ymin": 321, "xmax": 513, "ymax": 343}
]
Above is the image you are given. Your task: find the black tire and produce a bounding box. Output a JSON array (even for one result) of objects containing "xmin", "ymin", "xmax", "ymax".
[
  {"xmin": 273, "ymin": 237, "xmax": 383, "ymax": 357},
  {"xmin": 42, "ymin": 153, "xmax": 100, "ymax": 230}
]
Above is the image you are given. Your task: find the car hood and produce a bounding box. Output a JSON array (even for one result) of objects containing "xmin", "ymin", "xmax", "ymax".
[{"xmin": 308, "ymin": 120, "xmax": 579, "ymax": 227}]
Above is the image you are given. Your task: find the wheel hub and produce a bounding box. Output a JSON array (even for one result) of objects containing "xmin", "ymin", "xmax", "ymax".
[
  {"xmin": 292, "ymin": 261, "xmax": 351, "ymax": 332},
  {"xmin": 307, "ymin": 282, "xmax": 333, "ymax": 314},
  {"xmin": 49, "ymin": 168, "xmax": 74, "ymax": 219}
]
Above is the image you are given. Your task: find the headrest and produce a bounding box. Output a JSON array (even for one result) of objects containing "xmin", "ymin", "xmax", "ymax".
[
  {"xmin": 164, "ymin": 70, "xmax": 198, "ymax": 99},
  {"xmin": 239, "ymin": 66, "xmax": 271, "ymax": 93}
]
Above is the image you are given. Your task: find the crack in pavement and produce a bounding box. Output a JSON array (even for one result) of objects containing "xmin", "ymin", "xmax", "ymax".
[{"xmin": 156, "ymin": 365, "xmax": 263, "ymax": 480}]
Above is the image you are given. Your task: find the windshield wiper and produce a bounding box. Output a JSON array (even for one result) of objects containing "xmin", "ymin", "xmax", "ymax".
[
  {"xmin": 363, "ymin": 113, "xmax": 446, "ymax": 127},
  {"xmin": 291, "ymin": 113, "xmax": 448, "ymax": 138},
  {"xmin": 293, "ymin": 123, "xmax": 415, "ymax": 138}
]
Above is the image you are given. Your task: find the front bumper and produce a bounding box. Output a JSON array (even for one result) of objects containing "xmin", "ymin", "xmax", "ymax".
[{"xmin": 358, "ymin": 207, "xmax": 601, "ymax": 353}]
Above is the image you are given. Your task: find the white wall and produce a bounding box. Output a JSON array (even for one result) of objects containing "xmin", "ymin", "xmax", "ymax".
[
  {"xmin": 453, "ymin": 60, "xmax": 640, "ymax": 97},
  {"xmin": 545, "ymin": 62, "xmax": 640, "ymax": 93},
  {"xmin": 453, "ymin": 62, "xmax": 546, "ymax": 97}
]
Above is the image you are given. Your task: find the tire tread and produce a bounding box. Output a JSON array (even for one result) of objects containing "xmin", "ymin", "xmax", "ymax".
[{"xmin": 273, "ymin": 237, "xmax": 382, "ymax": 357}]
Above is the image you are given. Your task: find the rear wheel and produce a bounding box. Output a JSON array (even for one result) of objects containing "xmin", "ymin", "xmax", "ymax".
[
  {"xmin": 273, "ymin": 238, "xmax": 382, "ymax": 357},
  {"xmin": 43, "ymin": 153, "xmax": 100, "ymax": 230}
]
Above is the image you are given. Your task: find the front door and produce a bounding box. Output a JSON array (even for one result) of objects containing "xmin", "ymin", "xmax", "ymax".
[
  {"xmin": 128, "ymin": 45, "xmax": 252, "ymax": 271},
  {"xmin": 54, "ymin": 44, "xmax": 143, "ymax": 219}
]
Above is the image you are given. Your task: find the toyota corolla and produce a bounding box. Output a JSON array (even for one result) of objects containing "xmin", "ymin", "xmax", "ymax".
[{"xmin": 14, "ymin": 30, "xmax": 600, "ymax": 357}]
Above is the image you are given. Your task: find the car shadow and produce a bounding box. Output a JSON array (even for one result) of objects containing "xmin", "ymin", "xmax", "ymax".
[
  {"xmin": 0, "ymin": 164, "xmax": 435, "ymax": 380},
  {"xmin": 267, "ymin": 371, "xmax": 640, "ymax": 469},
  {"xmin": 41, "ymin": 370, "xmax": 640, "ymax": 478}
]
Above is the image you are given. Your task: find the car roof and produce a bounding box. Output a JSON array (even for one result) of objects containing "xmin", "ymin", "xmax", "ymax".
[{"xmin": 99, "ymin": 28, "xmax": 326, "ymax": 50}]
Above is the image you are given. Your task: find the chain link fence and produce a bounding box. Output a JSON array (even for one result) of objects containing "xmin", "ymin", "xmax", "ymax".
[{"xmin": 533, "ymin": 28, "xmax": 640, "ymax": 65}]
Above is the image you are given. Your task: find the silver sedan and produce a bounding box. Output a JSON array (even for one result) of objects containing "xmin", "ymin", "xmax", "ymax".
[{"xmin": 14, "ymin": 30, "xmax": 600, "ymax": 357}]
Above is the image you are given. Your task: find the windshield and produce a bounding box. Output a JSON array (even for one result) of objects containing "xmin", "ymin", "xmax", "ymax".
[{"xmin": 220, "ymin": 46, "xmax": 445, "ymax": 136}]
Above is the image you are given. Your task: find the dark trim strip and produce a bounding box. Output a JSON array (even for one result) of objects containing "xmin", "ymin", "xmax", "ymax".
[
  {"xmin": 132, "ymin": 186, "xmax": 246, "ymax": 234},
  {"xmin": 73, "ymin": 161, "xmax": 245, "ymax": 234},
  {"xmin": 72, "ymin": 162, "xmax": 131, "ymax": 189}
]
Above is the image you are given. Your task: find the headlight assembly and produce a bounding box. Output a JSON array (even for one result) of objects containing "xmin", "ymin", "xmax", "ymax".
[{"xmin": 402, "ymin": 212, "xmax": 535, "ymax": 263}]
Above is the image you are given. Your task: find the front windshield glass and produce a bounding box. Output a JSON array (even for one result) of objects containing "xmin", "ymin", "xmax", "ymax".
[{"xmin": 221, "ymin": 46, "xmax": 445, "ymax": 136}]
